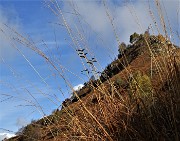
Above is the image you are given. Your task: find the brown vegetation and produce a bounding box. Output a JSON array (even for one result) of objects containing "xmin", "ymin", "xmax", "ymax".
[{"xmin": 8, "ymin": 33, "xmax": 180, "ymax": 141}]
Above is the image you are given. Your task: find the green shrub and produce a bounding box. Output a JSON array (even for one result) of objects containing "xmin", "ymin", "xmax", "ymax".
[
  {"xmin": 130, "ymin": 71, "xmax": 152, "ymax": 98},
  {"xmin": 114, "ymin": 77, "xmax": 125, "ymax": 87}
]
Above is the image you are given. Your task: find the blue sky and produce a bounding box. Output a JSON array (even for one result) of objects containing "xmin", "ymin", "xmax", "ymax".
[{"xmin": 0, "ymin": 0, "xmax": 179, "ymax": 137}]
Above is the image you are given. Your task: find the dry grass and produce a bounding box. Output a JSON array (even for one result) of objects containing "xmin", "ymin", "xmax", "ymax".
[{"xmin": 2, "ymin": 0, "xmax": 180, "ymax": 141}]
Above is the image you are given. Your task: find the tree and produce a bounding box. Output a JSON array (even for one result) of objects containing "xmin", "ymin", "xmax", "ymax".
[
  {"xmin": 118, "ymin": 42, "xmax": 126, "ymax": 54},
  {"xmin": 130, "ymin": 32, "xmax": 140, "ymax": 44}
]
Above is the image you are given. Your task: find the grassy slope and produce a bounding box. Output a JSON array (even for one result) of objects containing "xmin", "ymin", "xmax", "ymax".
[{"xmin": 8, "ymin": 34, "xmax": 180, "ymax": 141}]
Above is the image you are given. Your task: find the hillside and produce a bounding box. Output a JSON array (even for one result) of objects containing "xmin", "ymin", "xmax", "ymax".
[{"xmin": 7, "ymin": 33, "xmax": 180, "ymax": 141}]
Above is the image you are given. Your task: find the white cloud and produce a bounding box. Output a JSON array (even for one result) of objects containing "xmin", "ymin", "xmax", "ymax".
[
  {"xmin": 69, "ymin": 84, "xmax": 84, "ymax": 98},
  {"xmin": 62, "ymin": 1, "xmax": 112, "ymax": 43},
  {"xmin": 0, "ymin": 133, "xmax": 15, "ymax": 141},
  {"xmin": 62, "ymin": 0, "xmax": 179, "ymax": 44},
  {"xmin": 73, "ymin": 84, "xmax": 84, "ymax": 91},
  {"xmin": 75, "ymin": 2, "xmax": 109, "ymax": 34}
]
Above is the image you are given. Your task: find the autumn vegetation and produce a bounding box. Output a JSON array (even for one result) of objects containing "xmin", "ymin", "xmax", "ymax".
[
  {"xmin": 7, "ymin": 31, "xmax": 180, "ymax": 141},
  {"xmin": 4, "ymin": 1, "xmax": 180, "ymax": 141}
]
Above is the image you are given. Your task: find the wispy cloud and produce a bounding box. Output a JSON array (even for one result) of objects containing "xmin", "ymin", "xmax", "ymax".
[
  {"xmin": 36, "ymin": 40, "xmax": 67, "ymax": 46},
  {"xmin": 62, "ymin": 0, "xmax": 179, "ymax": 44},
  {"xmin": 0, "ymin": 5, "xmax": 22, "ymax": 61},
  {"xmin": 0, "ymin": 132, "xmax": 15, "ymax": 140}
]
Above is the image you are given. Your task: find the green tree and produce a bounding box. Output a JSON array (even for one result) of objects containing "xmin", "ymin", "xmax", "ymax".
[
  {"xmin": 130, "ymin": 32, "xmax": 140, "ymax": 44},
  {"xmin": 118, "ymin": 42, "xmax": 126, "ymax": 54}
]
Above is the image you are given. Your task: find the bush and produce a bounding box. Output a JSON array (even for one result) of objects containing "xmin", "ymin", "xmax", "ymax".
[
  {"xmin": 130, "ymin": 71, "xmax": 152, "ymax": 98},
  {"xmin": 114, "ymin": 77, "xmax": 125, "ymax": 88}
]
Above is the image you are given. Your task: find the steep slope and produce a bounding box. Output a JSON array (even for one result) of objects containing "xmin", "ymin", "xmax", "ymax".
[{"xmin": 8, "ymin": 33, "xmax": 180, "ymax": 141}]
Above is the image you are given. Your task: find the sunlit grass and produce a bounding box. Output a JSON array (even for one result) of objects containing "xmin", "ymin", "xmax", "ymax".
[{"xmin": 1, "ymin": 0, "xmax": 180, "ymax": 141}]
